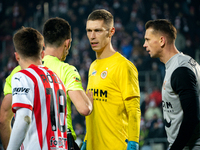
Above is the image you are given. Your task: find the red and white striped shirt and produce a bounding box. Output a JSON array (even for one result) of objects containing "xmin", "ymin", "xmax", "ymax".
[{"xmin": 11, "ymin": 64, "xmax": 68, "ymax": 150}]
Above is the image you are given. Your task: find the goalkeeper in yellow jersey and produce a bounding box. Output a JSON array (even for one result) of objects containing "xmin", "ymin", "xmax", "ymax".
[{"xmin": 81, "ymin": 9, "xmax": 141, "ymax": 150}]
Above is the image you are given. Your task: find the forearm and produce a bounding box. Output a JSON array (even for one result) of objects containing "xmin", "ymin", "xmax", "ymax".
[
  {"xmin": 170, "ymin": 67, "xmax": 200, "ymax": 149},
  {"xmin": 170, "ymin": 96, "xmax": 199, "ymax": 150},
  {"xmin": 7, "ymin": 108, "xmax": 32, "ymax": 150},
  {"xmin": 0, "ymin": 119, "xmax": 12, "ymax": 150},
  {"xmin": 0, "ymin": 94, "xmax": 13, "ymax": 150},
  {"xmin": 125, "ymin": 97, "xmax": 141, "ymax": 142},
  {"xmin": 68, "ymin": 90, "xmax": 93, "ymax": 116}
]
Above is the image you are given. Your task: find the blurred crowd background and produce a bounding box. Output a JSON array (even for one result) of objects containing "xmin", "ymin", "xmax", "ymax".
[{"xmin": 0, "ymin": 0, "xmax": 200, "ymax": 149}]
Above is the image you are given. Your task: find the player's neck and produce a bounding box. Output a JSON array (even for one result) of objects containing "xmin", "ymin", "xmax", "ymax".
[
  {"xmin": 96, "ymin": 44, "xmax": 116, "ymax": 59},
  {"xmin": 160, "ymin": 44, "xmax": 179, "ymax": 64},
  {"xmin": 20, "ymin": 59, "xmax": 42, "ymax": 69},
  {"xmin": 44, "ymin": 46, "xmax": 63, "ymax": 60}
]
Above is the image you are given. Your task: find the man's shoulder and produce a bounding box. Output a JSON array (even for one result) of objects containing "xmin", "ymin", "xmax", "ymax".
[
  {"xmin": 115, "ymin": 53, "xmax": 136, "ymax": 70},
  {"xmin": 43, "ymin": 55, "xmax": 76, "ymax": 71},
  {"xmin": 115, "ymin": 52, "xmax": 134, "ymax": 64}
]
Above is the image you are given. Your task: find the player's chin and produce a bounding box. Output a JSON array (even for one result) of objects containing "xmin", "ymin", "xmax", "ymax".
[
  {"xmin": 150, "ymin": 53, "xmax": 156, "ymax": 58},
  {"xmin": 91, "ymin": 47, "xmax": 102, "ymax": 52}
]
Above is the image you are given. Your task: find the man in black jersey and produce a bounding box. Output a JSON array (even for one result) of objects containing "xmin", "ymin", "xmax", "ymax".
[{"xmin": 143, "ymin": 19, "xmax": 200, "ymax": 150}]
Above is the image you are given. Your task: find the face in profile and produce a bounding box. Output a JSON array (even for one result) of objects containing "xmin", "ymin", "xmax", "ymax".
[
  {"xmin": 86, "ymin": 20, "xmax": 110, "ymax": 53},
  {"xmin": 143, "ymin": 28, "xmax": 162, "ymax": 58}
]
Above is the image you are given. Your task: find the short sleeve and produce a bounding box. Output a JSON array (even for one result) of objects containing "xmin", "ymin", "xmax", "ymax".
[
  {"xmin": 11, "ymin": 72, "xmax": 34, "ymax": 113},
  {"xmin": 63, "ymin": 65, "xmax": 84, "ymax": 91},
  {"xmin": 4, "ymin": 65, "xmax": 21, "ymax": 96}
]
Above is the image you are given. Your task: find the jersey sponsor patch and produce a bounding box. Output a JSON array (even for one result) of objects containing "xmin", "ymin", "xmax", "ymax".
[
  {"xmin": 12, "ymin": 87, "xmax": 30, "ymax": 95},
  {"xmin": 188, "ymin": 58, "xmax": 197, "ymax": 67},
  {"xmin": 50, "ymin": 136, "xmax": 67, "ymax": 148},
  {"xmin": 164, "ymin": 119, "xmax": 172, "ymax": 128},
  {"xmin": 92, "ymin": 70, "xmax": 97, "ymax": 76},
  {"xmin": 89, "ymin": 70, "xmax": 97, "ymax": 77},
  {"xmin": 73, "ymin": 77, "xmax": 81, "ymax": 82},
  {"xmin": 89, "ymin": 88, "xmax": 108, "ymax": 102}
]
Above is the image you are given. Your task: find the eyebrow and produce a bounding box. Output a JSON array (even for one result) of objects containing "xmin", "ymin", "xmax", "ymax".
[{"xmin": 86, "ymin": 27, "xmax": 108, "ymax": 31}]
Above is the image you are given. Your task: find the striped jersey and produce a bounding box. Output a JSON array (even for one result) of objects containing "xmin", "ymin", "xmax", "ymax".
[
  {"xmin": 162, "ymin": 53, "xmax": 200, "ymax": 149},
  {"xmin": 4, "ymin": 55, "xmax": 84, "ymax": 140},
  {"xmin": 11, "ymin": 64, "xmax": 68, "ymax": 150}
]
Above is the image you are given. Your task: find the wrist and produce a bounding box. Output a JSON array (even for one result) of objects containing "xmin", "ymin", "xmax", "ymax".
[{"xmin": 126, "ymin": 140, "xmax": 139, "ymax": 150}]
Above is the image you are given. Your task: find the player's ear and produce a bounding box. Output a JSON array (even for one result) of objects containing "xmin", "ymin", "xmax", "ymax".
[
  {"xmin": 64, "ymin": 38, "xmax": 71, "ymax": 49},
  {"xmin": 109, "ymin": 27, "xmax": 115, "ymax": 38},
  {"xmin": 14, "ymin": 52, "xmax": 20, "ymax": 62},
  {"xmin": 41, "ymin": 50, "xmax": 45, "ymax": 59},
  {"xmin": 160, "ymin": 36, "xmax": 165, "ymax": 47}
]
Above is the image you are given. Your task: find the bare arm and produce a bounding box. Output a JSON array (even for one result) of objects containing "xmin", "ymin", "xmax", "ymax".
[
  {"xmin": 68, "ymin": 90, "xmax": 93, "ymax": 116},
  {"xmin": 0, "ymin": 94, "xmax": 14, "ymax": 150}
]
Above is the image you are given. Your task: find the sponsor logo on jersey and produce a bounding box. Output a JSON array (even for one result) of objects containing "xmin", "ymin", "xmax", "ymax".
[
  {"xmin": 14, "ymin": 77, "xmax": 21, "ymax": 81},
  {"xmin": 89, "ymin": 88, "xmax": 108, "ymax": 102},
  {"xmin": 101, "ymin": 71, "xmax": 107, "ymax": 79},
  {"xmin": 74, "ymin": 77, "xmax": 81, "ymax": 82},
  {"xmin": 188, "ymin": 58, "xmax": 197, "ymax": 67},
  {"xmin": 163, "ymin": 101, "xmax": 173, "ymax": 128},
  {"xmin": 164, "ymin": 119, "xmax": 171, "ymax": 128},
  {"xmin": 92, "ymin": 70, "xmax": 97, "ymax": 76},
  {"xmin": 162, "ymin": 101, "xmax": 174, "ymax": 112},
  {"xmin": 89, "ymin": 70, "xmax": 97, "ymax": 77},
  {"xmin": 12, "ymin": 87, "xmax": 30, "ymax": 95},
  {"xmin": 50, "ymin": 136, "xmax": 67, "ymax": 148}
]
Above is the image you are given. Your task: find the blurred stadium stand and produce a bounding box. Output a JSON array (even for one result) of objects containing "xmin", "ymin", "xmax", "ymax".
[{"xmin": 0, "ymin": 0, "xmax": 200, "ymax": 149}]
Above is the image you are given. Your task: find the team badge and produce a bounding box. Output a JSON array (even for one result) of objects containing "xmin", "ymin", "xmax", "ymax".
[{"xmin": 101, "ymin": 71, "xmax": 107, "ymax": 79}]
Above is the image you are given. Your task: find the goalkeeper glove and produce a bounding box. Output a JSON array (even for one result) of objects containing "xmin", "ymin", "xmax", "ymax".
[
  {"xmin": 125, "ymin": 139, "xmax": 139, "ymax": 150},
  {"xmin": 80, "ymin": 141, "xmax": 86, "ymax": 150}
]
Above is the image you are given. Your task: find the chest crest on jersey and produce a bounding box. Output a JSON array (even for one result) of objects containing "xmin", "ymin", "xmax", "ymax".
[{"xmin": 101, "ymin": 70, "xmax": 108, "ymax": 79}]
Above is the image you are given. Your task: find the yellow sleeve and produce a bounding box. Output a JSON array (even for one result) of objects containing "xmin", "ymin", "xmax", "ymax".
[
  {"xmin": 83, "ymin": 132, "xmax": 87, "ymax": 141},
  {"xmin": 117, "ymin": 61, "xmax": 140, "ymax": 100},
  {"xmin": 4, "ymin": 66, "xmax": 21, "ymax": 96},
  {"xmin": 124, "ymin": 97, "xmax": 141, "ymax": 143}
]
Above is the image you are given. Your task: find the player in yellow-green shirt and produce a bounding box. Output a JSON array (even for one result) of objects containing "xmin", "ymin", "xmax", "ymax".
[
  {"xmin": 3, "ymin": 56, "xmax": 86, "ymax": 139},
  {"xmin": 0, "ymin": 17, "xmax": 93, "ymax": 150},
  {"xmin": 81, "ymin": 9, "xmax": 141, "ymax": 150},
  {"xmin": 3, "ymin": 66, "xmax": 21, "ymax": 96}
]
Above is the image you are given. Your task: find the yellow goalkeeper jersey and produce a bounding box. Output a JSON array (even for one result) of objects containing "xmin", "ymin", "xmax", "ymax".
[{"xmin": 85, "ymin": 52, "xmax": 140, "ymax": 150}]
